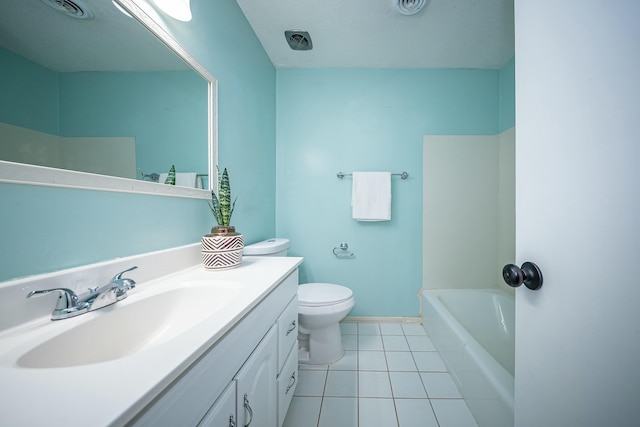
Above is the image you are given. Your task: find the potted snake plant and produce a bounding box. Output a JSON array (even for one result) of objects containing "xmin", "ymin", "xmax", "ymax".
[{"xmin": 201, "ymin": 168, "xmax": 244, "ymax": 270}]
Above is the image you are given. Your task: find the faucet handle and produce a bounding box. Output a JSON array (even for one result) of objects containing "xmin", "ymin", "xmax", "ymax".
[
  {"xmin": 110, "ymin": 266, "xmax": 138, "ymax": 282},
  {"xmin": 27, "ymin": 288, "xmax": 79, "ymax": 309},
  {"xmin": 110, "ymin": 266, "xmax": 138, "ymax": 292},
  {"xmin": 27, "ymin": 288, "xmax": 88, "ymax": 320}
]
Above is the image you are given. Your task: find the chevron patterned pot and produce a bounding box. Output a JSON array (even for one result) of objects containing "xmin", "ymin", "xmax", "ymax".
[{"xmin": 201, "ymin": 226, "xmax": 244, "ymax": 270}]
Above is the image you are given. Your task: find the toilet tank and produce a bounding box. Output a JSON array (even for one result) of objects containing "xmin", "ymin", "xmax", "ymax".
[{"xmin": 243, "ymin": 238, "xmax": 290, "ymax": 257}]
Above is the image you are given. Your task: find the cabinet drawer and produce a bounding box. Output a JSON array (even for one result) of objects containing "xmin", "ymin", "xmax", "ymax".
[
  {"xmin": 276, "ymin": 296, "xmax": 298, "ymax": 372},
  {"xmin": 277, "ymin": 344, "xmax": 298, "ymax": 427}
]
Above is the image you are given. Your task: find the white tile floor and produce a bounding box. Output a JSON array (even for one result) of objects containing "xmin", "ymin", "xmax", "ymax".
[{"xmin": 283, "ymin": 321, "xmax": 478, "ymax": 427}]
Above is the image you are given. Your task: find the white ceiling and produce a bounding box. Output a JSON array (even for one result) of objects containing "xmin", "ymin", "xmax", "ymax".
[
  {"xmin": 0, "ymin": 0, "xmax": 186, "ymax": 72},
  {"xmin": 235, "ymin": 0, "xmax": 514, "ymax": 69}
]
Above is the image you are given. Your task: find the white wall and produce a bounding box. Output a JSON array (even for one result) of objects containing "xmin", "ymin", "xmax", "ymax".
[{"xmin": 423, "ymin": 129, "xmax": 515, "ymax": 291}]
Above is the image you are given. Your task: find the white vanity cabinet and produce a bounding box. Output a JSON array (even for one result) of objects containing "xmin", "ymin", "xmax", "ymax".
[{"xmin": 130, "ymin": 269, "xmax": 299, "ymax": 427}]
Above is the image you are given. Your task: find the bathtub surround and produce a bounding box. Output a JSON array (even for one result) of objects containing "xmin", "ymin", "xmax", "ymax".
[
  {"xmin": 497, "ymin": 128, "xmax": 516, "ymax": 292},
  {"xmin": 422, "ymin": 130, "xmax": 515, "ymax": 293},
  {"xmin": 0, "ymin": 122, "xmax": 137, "ymax": 179}
]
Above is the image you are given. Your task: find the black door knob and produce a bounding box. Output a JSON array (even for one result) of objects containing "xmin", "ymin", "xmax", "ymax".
[{"xmin": 502, "ymin": 262, "xmax": 543, "ymax": 290}]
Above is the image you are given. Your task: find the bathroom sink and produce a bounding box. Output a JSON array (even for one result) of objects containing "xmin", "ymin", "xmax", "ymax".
[{"xmin": 17, "ymin": 281, "xmax": 243, "ymax": 369}]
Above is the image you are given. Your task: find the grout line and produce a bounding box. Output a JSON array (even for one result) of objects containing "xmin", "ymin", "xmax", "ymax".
[
  {"xmin": 316, "ymin": 365, "xmax": 329, "ymax": 427},
  {"xmin": 356, "ymin": 331, "xmax": 359, "ymax": 426},
  {"xmin": 381, "ymin": 323, "xmax": 401, "ymax": 426}
]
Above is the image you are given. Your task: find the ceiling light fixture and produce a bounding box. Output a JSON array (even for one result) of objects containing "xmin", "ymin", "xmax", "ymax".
[
  {"xmin": 396, "ymin": 0, "xmax": 430, "ymax": 16},
  {"xmin": 152, "ymin": 0, "xmax": 192, "ymax": 22},
  {"xmin": 112, "ymin": 0, "xmax": 132, "ymax": 18}
]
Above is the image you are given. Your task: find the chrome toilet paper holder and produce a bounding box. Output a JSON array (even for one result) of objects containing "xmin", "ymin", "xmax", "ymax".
[{"xmin": 333, "ymin": 243, "xmax": 355, "ymax": 259}]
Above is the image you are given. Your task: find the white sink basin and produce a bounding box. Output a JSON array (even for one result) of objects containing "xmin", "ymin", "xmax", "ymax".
[{"xmin": 17, "ymin": 281, "xmax": 243, "ymax": 368}]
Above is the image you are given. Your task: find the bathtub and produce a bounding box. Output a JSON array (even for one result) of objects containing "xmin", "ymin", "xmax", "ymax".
[{"xmin": 421, "ymin": 289, "xmax": 514, "ymax": 427}]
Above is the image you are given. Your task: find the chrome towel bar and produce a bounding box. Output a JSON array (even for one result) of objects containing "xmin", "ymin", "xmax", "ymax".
[{"xmin": 337, "ymin": 171, "xmax": 408, "ymax": 180}]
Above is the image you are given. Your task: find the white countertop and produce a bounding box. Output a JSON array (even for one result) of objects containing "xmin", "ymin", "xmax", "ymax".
[{"xmin": 0, "ymin": 256, "xmax": 303, "ymax": 426}]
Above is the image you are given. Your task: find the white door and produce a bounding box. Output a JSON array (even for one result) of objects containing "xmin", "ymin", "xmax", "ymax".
[{"xmin": 514, "ymin": 1, "xmax": 640, "ymax": 426}]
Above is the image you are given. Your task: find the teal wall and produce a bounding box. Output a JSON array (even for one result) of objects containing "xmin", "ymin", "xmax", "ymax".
[
  {"xmin": 0, "ymin": 47, "xmax": 59, "ymax": 134},
  {"xmin": 59, "ymin": 71, "xmax": 207, "ymax": 178},
  {"xmin": 0, "ymin": 0, "xmax": 275, "ymax": 281},
  {"xmin": 1, "ymin": 183, "xmax": 211, "ymax": 274},
  {"xmin": 276, "ymin": 67, "xmax": 512, "ymax": 316}
]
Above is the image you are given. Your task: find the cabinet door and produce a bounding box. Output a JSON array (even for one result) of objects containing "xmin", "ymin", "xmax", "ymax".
[
  {"xmin": 235, "ymin": 326, "xmax": 277, "ymax": 427},
  {"xmin": 198, "ymin": 382, "xmax": 237, "ymax": 427}
]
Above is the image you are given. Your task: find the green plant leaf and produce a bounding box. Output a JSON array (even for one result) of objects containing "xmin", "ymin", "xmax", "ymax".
[
  {"xmin": 208, "ymin": 190, "xmax": 223, "ymax": 226},
  {"xmin": 209, "ymin": 167, "xmax": 235, "ymax": 227},
  {"xmin": 164, "ymin": 164, "xmax": 176, "ymax": 185},
  {"xmin": 229, "ymin": 196, "xmax": 237, "ymax": 223},
  {"xmin": 219, "ymin": 168, "xmax": 231, "ymax": 226}
]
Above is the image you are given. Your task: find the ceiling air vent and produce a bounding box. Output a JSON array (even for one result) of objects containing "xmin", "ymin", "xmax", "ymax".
[
  {"xmin": 396, "ymin": 0, "xmax": 430, "ymax": 16},
  {"xmin": 41, "ymin": 0, "xmax": 95, "ymax": 20},
  {"xmin": 285, "ymin": 30, "xmax": 313, "ymax": 51}
]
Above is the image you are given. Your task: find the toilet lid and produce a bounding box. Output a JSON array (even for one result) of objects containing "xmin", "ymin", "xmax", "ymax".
[{"xmin": 298, "ymin": 283, "xmax": 353, "ymax": 307}]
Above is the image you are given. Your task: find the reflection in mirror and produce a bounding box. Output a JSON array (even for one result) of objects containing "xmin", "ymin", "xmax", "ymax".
[{"xmin": 0, "ymin": 0, "xmax": 215, "ymax": 195}]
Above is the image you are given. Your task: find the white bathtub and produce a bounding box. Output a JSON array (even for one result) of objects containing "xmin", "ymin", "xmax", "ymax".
[{"xmin": 421, "ymin": 289, "xmax": 514, "ymax": 427}]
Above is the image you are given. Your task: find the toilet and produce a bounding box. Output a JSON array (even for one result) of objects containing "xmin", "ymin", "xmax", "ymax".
[
  {"xmin": 296, "ymin": 282, "xmax": 354, "ymax": 364},
  {"xmin": 243, "ymin": 238, "xmax": 355, "ymax": 365}
]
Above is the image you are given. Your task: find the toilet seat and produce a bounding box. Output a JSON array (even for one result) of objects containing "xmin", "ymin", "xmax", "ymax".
[{"xmin": 298, "ymin": 283, "xmax": 353, "ymax": 307}]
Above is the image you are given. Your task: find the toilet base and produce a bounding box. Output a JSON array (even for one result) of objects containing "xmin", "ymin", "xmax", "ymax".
[{"xmin": 298, "ymin": 322, "xmax": 345, "ymax": 365}]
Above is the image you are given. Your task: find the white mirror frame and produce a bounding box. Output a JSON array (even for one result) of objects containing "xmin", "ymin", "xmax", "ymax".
[{"xmin": 0, "ymin": 0, "xmax": 216, "ymax": 199}]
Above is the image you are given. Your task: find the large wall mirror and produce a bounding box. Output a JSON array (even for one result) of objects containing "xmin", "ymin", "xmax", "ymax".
[{"xmin": 0, "ymin": 0, "xmax": 215, "ymax": 198}]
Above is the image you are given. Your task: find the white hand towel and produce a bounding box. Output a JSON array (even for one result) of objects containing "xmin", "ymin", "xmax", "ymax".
[
  {"xmin": 351, "ymin": 171, "xmax": 392, "ymax": 221},
  {"xmin": 159, "ymin": 172, "xmax": 199, "ymax": 188}
]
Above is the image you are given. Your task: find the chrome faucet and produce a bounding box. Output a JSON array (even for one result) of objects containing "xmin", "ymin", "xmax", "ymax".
[{"xmin": 27, "ymin": 266, "xmax": 138, "ymax": 320}]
